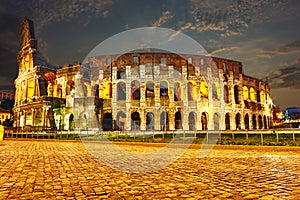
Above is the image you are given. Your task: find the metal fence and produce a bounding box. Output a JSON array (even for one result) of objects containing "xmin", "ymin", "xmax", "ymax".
[{"xmin": 3, "ymin": 128, "xmax": 300, "ymax": 146}]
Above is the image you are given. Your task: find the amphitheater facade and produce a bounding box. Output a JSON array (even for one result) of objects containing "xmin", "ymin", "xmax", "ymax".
[{"xmin": 13, "ymin": 18, "xmax": 273, "ymax": 132}]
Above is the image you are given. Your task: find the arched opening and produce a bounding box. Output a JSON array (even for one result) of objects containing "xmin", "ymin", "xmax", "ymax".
[
  {"xmin": 201, "ymin": 112, "xmax": 208, "ymax": 130},
  {"xmin": 243, "ymin": 86, "xmax": 249, "ymax": 100},
  {"xmin": 34, "ymin": 111, "xmax": 43, "ymax": 130},
  {"xmin": 102, "ymin": 113, "xmax": 113, "ymax": 131},
  {"xmin": 102, "ymin": 81, "xmax": 112, "ymax": 99},
  {"xmin": 213, "ymin": 113, "xmax": 220, "ymax": 130},
  {"xmin": 224, "ymin": 85, "xmax": 229, "ymax": 103},
  {"xmin": 146, "ymin": 112, "xmax": 155, "ymax": 130},
  {"xmin": 116, "ymin": 112, "xmax": 126, "ymax": 131},
  {"xmin": 131, "ymin": 112, "xmax": 140, "ymax": 130},
  {"xmin": 66, "ymin": 80, "xmax": 75, "ymax": 96},
  {"xmin": 252, "ymin": 114, "xmax": 257, "ymax": 129},
  {"xmin": 146, "ymin": 81, "xmax": 154, "ymax": 98},
  {"xmin": 146, "ymin": 81, "xmax": 155, "ymax": 106},
  {"xmin": 81, "ymin": 113, "xmax": 88, "ymax": 130},
  {"xmin": 26, "ymin": 111, "xmax": 33, "ymax": 126},
  {"xmin": 55, "ymin": 84, "xmax": 62, "ymax": 98},
  {"xmin": 234, "ymin": 85, "xmax": 240, "ymax": 104},
  {"xmin": 160, "ymin": 81, "xmax": 169, "ymax": 98},
  {"xmin": 225, "ymin": 113, "xmax": 230, "ymax": 130},
  {"xmin": 200, "ymin": 81, "xmax": 208, "ymax": 98},
  {"xmin": 188, "ymin": 81, "xmax": 196, "ymax": 101},
  {"xmin": 263, "ymin": 115, "xmax": 267, "ymax": 129},
  {"xmin": 212, "ymin": 83, "xmax": 220, "ymax": 100},
  {"xmin": 258, "ymin": 115, "xmax": 263, "ymax": 129},
  {"xmin": 174, "ymin": 82, "xmax": 181, "ymax": 101},
  {"xmin": 160, "ymin": 112, "xmax": 169, "ymax": 131},
  {"xmin": 131, "ymin": 80, "xmax": 140, "ymax": 100},
  {"xmin": 188, "ymin": 112, "xmax": 196, "ymax": 131},
  {"xmin": 250, "ymin": 87, "xmax": 256, "ymax": 101},
  {"xmin": 175, "ymin": 112, "xmax": 182, "ymax": 130},
  {"xmin": 244, "ymin": 114, "xmax": 250, "ymax": 130},
  {"xmin": 235, "ymin": 113, "xmax": 241, "ymax": 130},
  {"xmin": 117, "ymin": 68, "xmax": 126, "ymax": 79},
  {"xmin": 117, "ymin": 82, "xmax": 126, "ymax": 100},
  {"xmin": 260, "ymin": 90, "xmax": 266, "ymax": 104},
  {"xmin": 68, "ymin": 114, "xmax": 74, "ymax": 131},
  {"xmin": 256, "ymin": 90, "xmax": 261, "ymax": 103},
  {"xmin": 92, "ymin": 84, "xmax": 99, "ymax": 97}
]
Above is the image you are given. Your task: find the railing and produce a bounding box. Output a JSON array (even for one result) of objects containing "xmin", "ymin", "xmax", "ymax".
[{"xmin": 3, "ymin": 128, "xmax": 300, "ymax": 146}]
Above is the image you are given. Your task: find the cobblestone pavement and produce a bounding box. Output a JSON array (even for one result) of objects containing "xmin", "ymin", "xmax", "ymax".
[{"xmin": 0, "ymin": 140, "xmax": 300, "ymax": 199}]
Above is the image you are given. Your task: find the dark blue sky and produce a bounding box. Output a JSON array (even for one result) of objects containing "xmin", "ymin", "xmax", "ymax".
[{"xmin": 0, "ymin": 0, "xmax": 300, "ymax": 109}]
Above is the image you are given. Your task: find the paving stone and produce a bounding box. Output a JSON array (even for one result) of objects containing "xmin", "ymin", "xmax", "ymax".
[{"xmin": 0, "ymin": 140, "xmax": 300, "ymax": 199}]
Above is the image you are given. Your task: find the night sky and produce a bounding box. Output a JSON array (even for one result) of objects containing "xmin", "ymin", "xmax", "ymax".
[{"xmin": 0, "ymin": 0, "xmax": 299, "ymax": 109}]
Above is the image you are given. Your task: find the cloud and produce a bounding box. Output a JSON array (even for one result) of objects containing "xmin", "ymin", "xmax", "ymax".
[
  {"xmin": 152, "ymin": 11, "xmax": 174, "ymax": 27},
  {"xmin": 267, "ymin": 58, "xmax": 300, "ymax": 89},
  {"xmin": 176, "ymin": 0, "xmax": 294, "ymax": 37},
  {"xmin": 258, "ymin": 40, "xmax": 300, "ymax": 58}
]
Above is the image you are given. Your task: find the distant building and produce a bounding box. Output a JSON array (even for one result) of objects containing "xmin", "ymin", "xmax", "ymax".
[
  {"xmin": 0, "ymin": 108, "xmax": 11, "ymax": 125},
  {"xmin": 13, "ymin": 18, "xmax": 274, "ymax": 131},
  {"xmin": 285, "ymin": 107, "xmax": 300, "ymax": 120}
]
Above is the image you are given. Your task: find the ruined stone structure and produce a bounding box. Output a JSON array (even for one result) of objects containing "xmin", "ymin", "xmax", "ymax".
[
  {"xmin": 13, "ymin": 18, "xmax": 273, "ymax": 132},
  {"xmin": 13, "ymin": 18, "xmax": 78, "ymax": 131}
]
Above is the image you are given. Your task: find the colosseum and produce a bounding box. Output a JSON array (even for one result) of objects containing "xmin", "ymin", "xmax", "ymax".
[{"xmin": 13, "ymin": 18, "xmax": 273, "ymax": 132}]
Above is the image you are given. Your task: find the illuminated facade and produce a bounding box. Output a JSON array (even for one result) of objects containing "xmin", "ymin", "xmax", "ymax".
[{"xmin": 13, "ymin": 18, "xmax": 273, "ymax": 131}]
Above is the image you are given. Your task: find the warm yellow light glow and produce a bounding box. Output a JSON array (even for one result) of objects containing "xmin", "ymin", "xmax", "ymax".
[
  {"xmin": 200, "ymin": 81, "xmax": 208, "ymax": 98},
  {"xmin": 243, "ymin": 86, "xmax": 249, "ymax": 100},
  {"xmin": 188, "ymin": 80, "xmax": 197, "ymax": 100},
  {"xmin": 212, "ymin": 82, "xmax": 220, "ymax": 99},
  {"xmin": 27, "ymin": 79, "xmax": 34, "ymax": 98},
  {"xmin": 102, "ymin": 81, "xmax": 112, "ymax": 99},
  {"xmin": 250, "ymin": 87, "xmax": 256, "ymax": 101},
  {"xmin": 260, "ymin": 90, "xmax": 265, "ymax": 104}
]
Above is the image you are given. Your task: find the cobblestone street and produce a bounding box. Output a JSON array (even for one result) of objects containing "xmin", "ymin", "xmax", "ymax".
[{"xmin": 0, "ymin": 140, "xmax": 300, "ymax": 199}]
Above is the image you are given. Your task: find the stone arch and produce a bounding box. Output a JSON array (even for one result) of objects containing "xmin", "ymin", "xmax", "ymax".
[
  {"xmin": 212, "ymin": 82, "xmax": 220, "ymax": 100},
  {"xmin": 263, "ymin": 115, "xmax": 267, "ymax": 129},
  {"xmin": 146, "ymin": 112, "xmax": 155, "ymax": 130},
  {"xmin": 225, "ymin": 113, "xmax": 230, "ymax": 130},
  {"xmin": 92, "ymin": 84, "xmax": 99, "ymax": 97},
  {"xmin": 188, "ymin": 81, "xmax": 196, "ymax": 101},
  {"xmin": 131, "ymin": 80, "xmax": 140, "ymax": 100},
  {"xmin": 200, "ymin": 81, "xmax": 208, "ymax": 98},
  {"xmin": 102, "ymin": 113, "xmax": 113, "ymax": 131},
  {"xmin": 234, "ymin": 85, "xmax": 240, "ymax": 104},
  {"xmin": 117, "ymin": 82, "xmax": 126, "ymax": 100},
  {"xmin": 252, "ymin": 114, "xmax": 257, "ymax": 129},
  {"xmin": 174, "ymin": 82, "xmax": 181, "ymax": 101},
  {"xmin": 258, "ymin": 115, "xmax": 263, "ymax": 129},
  {"xmin": 224, "ymin": 85, "xmax": 229, "ymax": 103},
  {"xmin": 188, "ymin": 112, "xmax": 197, "ymax": 131},
  {"xmin": 244, "ymin": 114, "xmax": 250, "ymax": 130},
  {"xmin": 102, "ymin": 81, "xmax": 112, "ymax": 99},
  {"xmin": 260, "ymin": 90, "xmax": 266, "ymax": 104},
  {"xmin": 201, "ymin": 112, "xmax": 208, "ymax": 130},
  {"xmin": 34, "ymin": 111, "xmax": 43, "ymax": 129},
  {"xmin": 160, "ymin": 111, "xmax": 169, "ymax": 131},
  {"xmin": 213, "ymin": 112, "xmax": 220, "ymax": 130},
  {"xmin": 250, "ymin": 87, "xmax": 256, "ymax": 101},
  {"xmin": 235, "ymin": 113, "xmax": 241, "ymax": 130},
  {"xmin": 80, "ymin": 112, "xmax": 88, "ymax": 130},
  {"xmin": 116, "ymin": 112, "xmax": 126, "ymax": 131},
  {"xmin": 175, "ymin": 111, "xmax": 182, "ymax": 130},
  {"xmin": 66, "ymin": 80, "xmax": 74, "ymax": 96},
  {"xmin": 131, "ymin": 112, "xmax": 140, "ymax": 130},
  {"xmin": 145, "ymin": 81, "xmax": 155, "ymax": 98},
  {"xmin": 243, "ymin": 86, "xmax": 249, "ymax": 100},
  {"xmin": 26, "ymin": 111, "xmax": 33, "ymax": 126},
  {"xmin": 160, "ymin": 81, "xmax": 169, "ymax": 98}
]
